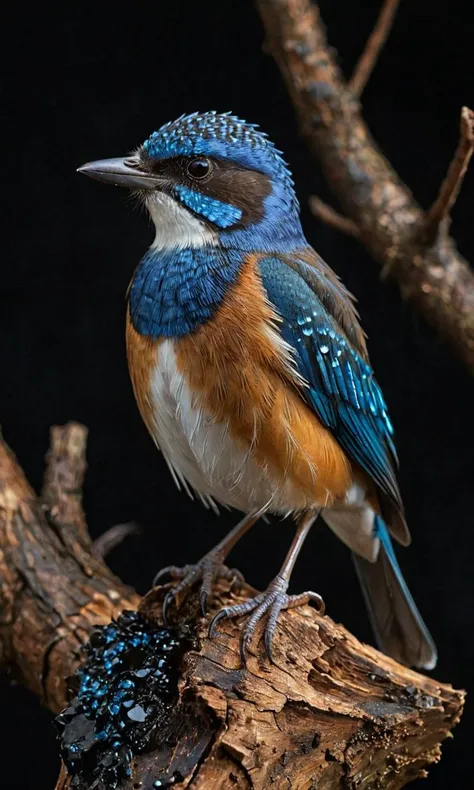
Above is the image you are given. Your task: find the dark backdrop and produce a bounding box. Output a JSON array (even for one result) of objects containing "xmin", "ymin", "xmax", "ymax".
[{"xmin": 2, "ymin": 1, "xmax": 473, "ymax": 787}]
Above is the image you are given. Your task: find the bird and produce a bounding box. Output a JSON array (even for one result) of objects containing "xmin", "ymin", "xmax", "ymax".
[{"xmin": 78, "ymin": 111, "xmax": 437, "ymax": 670}]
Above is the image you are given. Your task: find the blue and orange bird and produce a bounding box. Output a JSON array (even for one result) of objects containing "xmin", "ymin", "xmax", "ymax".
[{"xmin": 78, "ymin": 112, "xmax": 437, "ymax": 669}]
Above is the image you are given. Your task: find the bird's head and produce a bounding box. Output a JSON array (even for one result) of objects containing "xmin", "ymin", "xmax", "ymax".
[{"xmin": 78, "ymin": 111, "xmax": 304, "ymax": 252}]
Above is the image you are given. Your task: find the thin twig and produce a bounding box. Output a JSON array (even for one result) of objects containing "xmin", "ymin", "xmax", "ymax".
[
  {"xmin": 93, "ymin": 521, "xmax": 142, "ymax": 558},
  {"xmin": 424, "ymin": 106, "xmax": 474, "ymax": 241},
  {"xmin": 349, "ymin": 0, "xmax": 401, "ymax": 97},
  {"xmin": 310, "ymin": 196, "xmax": 361, "ymax": 238}
]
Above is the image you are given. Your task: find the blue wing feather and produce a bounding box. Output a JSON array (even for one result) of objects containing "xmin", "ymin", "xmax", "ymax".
[{"xmin": 259, "ymin": 254, "xmax": 402, "ymax": 510}]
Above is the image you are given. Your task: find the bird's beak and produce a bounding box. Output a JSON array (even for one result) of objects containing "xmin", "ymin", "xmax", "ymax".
[{"xmin": 77, "ymin": 157, "xmax": 161, "ymax": 189}]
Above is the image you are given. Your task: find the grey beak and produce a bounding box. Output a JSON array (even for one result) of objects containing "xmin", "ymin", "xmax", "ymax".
[{"xmin": 77, "ymin": 157, "xmax": 160, "ymax": 189}]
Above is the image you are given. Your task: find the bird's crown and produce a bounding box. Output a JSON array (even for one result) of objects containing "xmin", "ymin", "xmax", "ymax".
[{"xmin": 143, "ymin": 111, "xmax": 294, "ymax": 193}]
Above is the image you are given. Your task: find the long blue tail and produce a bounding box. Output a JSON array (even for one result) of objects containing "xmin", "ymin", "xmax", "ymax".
[{"xmin": 352, "ymin": 516, "xmax": 437, "ymax": 670}]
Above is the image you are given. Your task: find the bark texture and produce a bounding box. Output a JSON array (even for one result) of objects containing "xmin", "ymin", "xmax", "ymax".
[
  {"xmin": 256, "ymin": 0, "xmax": 474, "ymax": 373},
  {"xmin": 57, "ymin": 581, "xmax": 463, "ymax": 790},
  {"xmin": 0, "ymin": 426, "xmax": 465, "ymax": 789},
  {"xmin": 0, "ymin": 424, "xmax": 138, "ymax": 711}
]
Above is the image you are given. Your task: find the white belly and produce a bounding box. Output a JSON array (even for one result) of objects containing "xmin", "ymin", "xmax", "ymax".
[{"xmin": 148, "ymin": 340, "xmax": 306, "ymax": 515}]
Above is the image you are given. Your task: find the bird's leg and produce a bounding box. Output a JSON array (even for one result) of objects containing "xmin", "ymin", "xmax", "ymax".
[
  {"xmin": 154, "ymin": 513, "xmax": 259, "ymax": 622},
  {"xmin": 209, "ymin": 510, "xmax": 324, "ymax": 663}
]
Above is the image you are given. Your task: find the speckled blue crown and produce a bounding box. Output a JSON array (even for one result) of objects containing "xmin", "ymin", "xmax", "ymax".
[{"xmin": 143, "ymin": 111, "xmax": 296, "ymax": 199}]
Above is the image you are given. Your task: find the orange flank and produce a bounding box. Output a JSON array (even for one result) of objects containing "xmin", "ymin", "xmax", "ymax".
[
  {"xmin": 176, "ymin": 255, "xmax": 353, "ymax": 508},
  {"xmin": 125, "ymin": 309, "xmax": 160, "ymax": 437}
]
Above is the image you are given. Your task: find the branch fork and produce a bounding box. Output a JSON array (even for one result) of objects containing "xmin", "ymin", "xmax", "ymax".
[{"xmin": 257, "ymin": 0, "xmax": 474, "ymax": 372}]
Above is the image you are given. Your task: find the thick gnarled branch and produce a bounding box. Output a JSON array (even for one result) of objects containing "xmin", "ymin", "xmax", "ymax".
[
  {"xmin": 0, "ymin": 423, "xmax": 138, "ymax": 711},
  {"xmin": 0, "ymin": 425, "xmax": 465, "ymax": 789},
  {"xmin": 54, "ymin": 581, "xmax": 464, "ymax": 790},
  {"xmin": 257, "ymin": 0, "xmax": 474, "ymax": 373}
]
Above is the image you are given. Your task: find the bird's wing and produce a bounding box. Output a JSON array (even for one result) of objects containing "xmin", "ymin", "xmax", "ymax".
[{"xmin": 259, "ymin": 252, "xmax": 409, "ymax": 544}]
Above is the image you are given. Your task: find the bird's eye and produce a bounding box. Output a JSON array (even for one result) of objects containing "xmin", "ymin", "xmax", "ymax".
[{"xmin": 187, "ymin": 157, "xmax": 211, "ymax": 179}]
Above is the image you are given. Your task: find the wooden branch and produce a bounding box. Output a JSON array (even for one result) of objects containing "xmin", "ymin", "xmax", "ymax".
[
  {"xmin": 0, "ymin": 424, "xmax": 139, "ymax": 711},
  {"xmin": 42, "ymin": 423, "xmax": 90, "ymax": 542},
  {"xmin": 309, "ymin": 195, "xmax": 361, "ymax": 238},
  {"xmin": 424, "ymin": 106, "xmax": 474, "ymax": 242},
  {"xmin": 93, "ymin": 522, "xmax": 142, "ymax": 559},
  {"xmin": 256, "ymin": 0, "xmax": 474, "ymax": 373},
  {"xmin": 41, "ymin": 423, "xmax": 96, "ymax": 578},
  {"xmin": 0, "ymin": 426, "xmax": 465, "ymax": 789},
  {"xmin": 349, "ymin": 0, "xmax": 401, "ymax": 97},
  {"xmin": 56, "ymin": 581, "xmax": 464, "ymax": 790}
]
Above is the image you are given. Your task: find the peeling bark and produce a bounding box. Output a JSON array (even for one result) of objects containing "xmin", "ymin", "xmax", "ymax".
[
  {"xmin": 55, "ymin": 583, "xmax": 464, "ymax": 789},
  {"xmin": 0, "ymin": 427, "xmax": 464, "ymax": 789}
]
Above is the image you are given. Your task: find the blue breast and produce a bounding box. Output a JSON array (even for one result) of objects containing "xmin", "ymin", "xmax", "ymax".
[{"xmin": 128, "ymin": 246, "xmax": 245, "ymax": 338}]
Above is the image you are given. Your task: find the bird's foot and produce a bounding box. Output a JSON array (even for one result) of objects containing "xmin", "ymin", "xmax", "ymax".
[
  {"xmin": 209, "ymin": 574, "xmax": 325, "ymax": 664},
  {"xmin": 153, "ymin": 551, "xmax": 244, "ymax": 624}
]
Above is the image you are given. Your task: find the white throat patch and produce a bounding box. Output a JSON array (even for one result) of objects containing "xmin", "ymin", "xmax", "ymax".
[{"xmin": 146, "ymin": 192, "xmax": 217, "ymax": 250}]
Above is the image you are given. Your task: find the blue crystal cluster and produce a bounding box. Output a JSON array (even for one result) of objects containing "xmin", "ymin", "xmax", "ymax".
[{"xmin": 55, "ymin": 610, "xmax": 184, "ymax": 790}]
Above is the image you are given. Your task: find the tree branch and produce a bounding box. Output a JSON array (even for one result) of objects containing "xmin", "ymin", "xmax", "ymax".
[
  {"xmin": 424, "ymin": 106, "xmax": 474, "ymax": 242},
  {"xmin": 56, "ymin": 581, "xmax": 464, "ymax": 790},
  {"xmin": 42, "ymin": 423, "xmax": 89, "ymax": 541},
  {"xmin": 309, "ymin": 195, "xmax": 361, "ymax": 237},
  {"xmin": 0, "ymin": 424, "xmax": 138, "ymax": 711},
  {"xmin": 349, "ymin": 0, "xmax": 401, "ymax": 97},
  {"xmin": 0, "ymin": 425, "xmax": 465, "ymax": 788},
  {"xmin": 257, "ymin": 0, "xmax": 474, "ymax": 373},
  {"xmin": 41, "ymin": 422, "xmax": 97, "ymax": 578},
  {"xmin": 92, "ymin": 522, "xmax": 142, "ymax": 559}
]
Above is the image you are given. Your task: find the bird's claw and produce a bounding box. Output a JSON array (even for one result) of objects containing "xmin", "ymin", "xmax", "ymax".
[
  {"xmin": 153, "ymin": 552, "xmax": 244, "ymax": 624},
  {"xmin": 209, "ymin": 575, "xmax": 325, "ymax": 664},
  {"xmin": 153, "ymin": 564, "xmax": 196, "ymax": 586}
]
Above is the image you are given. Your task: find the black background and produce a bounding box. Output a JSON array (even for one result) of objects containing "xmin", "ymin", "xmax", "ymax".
[{"xmin": 2, "ymin": 1, "xmax": 473, "ymax": 787}]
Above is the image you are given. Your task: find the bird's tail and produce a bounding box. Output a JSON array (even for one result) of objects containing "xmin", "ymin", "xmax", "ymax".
[{"xmin": 352, "ymin": 515, "xmax": 437, "ymax": 670}]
